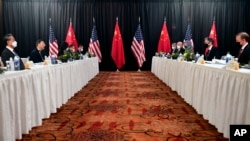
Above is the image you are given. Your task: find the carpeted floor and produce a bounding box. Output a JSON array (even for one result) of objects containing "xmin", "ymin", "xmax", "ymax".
[{"xmin": 20, "ymin": 71, "xmax": 228, "ymax": 141}]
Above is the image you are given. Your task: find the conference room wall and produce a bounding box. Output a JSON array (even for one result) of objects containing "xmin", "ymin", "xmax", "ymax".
[{"xmin": 1, "ymin": 0, "xmax": 249, "ymax": 71}]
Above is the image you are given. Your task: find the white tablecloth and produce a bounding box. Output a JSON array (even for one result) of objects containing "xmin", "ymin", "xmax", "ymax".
[
  {"xmin": 151, "ymin": 57, "xmax": 250, "ymax": 138},
  {"xmin": 0, "ymin": 57, "xmax": 99, "ymax": 141}
]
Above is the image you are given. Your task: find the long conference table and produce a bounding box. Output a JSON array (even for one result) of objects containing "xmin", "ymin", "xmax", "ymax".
[
  {"xmin": 151, "ymin": 56, "xmax": 250, "ymax": 138},
  {"xmin": 0, "ymin": 57, "xmax": 99, "ymax": 141}
]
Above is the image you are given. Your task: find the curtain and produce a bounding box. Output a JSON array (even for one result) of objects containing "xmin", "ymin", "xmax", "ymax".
[{"xmin": 1, "ymin": 0, "xmax": 250, "ymax": 70}]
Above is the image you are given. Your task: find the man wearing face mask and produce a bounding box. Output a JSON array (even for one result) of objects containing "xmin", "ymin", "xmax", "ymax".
[
  {"xmin": 204, "ymin": 37, "xmax": 219, "ymax": 61},
  {"xmin": 171, "ymin": 43, "xmax": 177, "ymax": 53},
  {"xmin": 68, "ymin": 45, "xmax": 75, "ymax": 53},
  {"xmin": 30, "ymin": 39, "xmax": 46, "ymax": 63},
  {"xmin": 1, "ymin": 34, "xmax": 25, "ymax": 70},
  {"xmin": 236, "ymin": 32, "xmax": 250, "ymax": 65},
  {"xmin": 176, "ymin": 41, "xmax": 185, "ymax": 54},
  {"xmin": 78, "ymin": 44, "xmax": 85, "ymax": 54}
]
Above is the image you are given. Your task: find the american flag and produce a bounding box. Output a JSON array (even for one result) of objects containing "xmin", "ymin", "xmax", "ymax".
[
  {"xmin": 49, "ymin": 24, "xmax": 58, "ymax": 57},
  {"xmin": 131, "ymin": 24, "xmax": 145, "ymax": 68},
  {"xmin": 88, "ymin": 23, "xmax": 102, "ymax": 62},
  {"xmin": 184, "ymin": 22, "xmax": 194, "ymax": 48}
]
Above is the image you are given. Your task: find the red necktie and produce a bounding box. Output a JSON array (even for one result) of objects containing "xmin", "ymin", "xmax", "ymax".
[
  {"xmin": 205, "ymin": 48, "xmax": 209, "ymax": 56},
  {"xmin": 237, "ymin": 49, "xmax": 243, "ymax": 58}
]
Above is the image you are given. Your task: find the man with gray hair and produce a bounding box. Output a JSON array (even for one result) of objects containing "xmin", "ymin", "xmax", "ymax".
[{"xmin": 176, "ymin": 41, "xmax": 185, "ymax": 54}]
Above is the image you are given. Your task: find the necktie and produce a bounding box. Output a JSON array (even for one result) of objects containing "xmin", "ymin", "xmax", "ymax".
[
  {"xmin": 237, "ymin": 49, "xmax": 243, "ymax": 58},
  {"xmin": 39, "ymin": 52, "xmax": 44, "ymax": 61},
  {"xmin": 205, "ymin": 48, "xmax": 209, "ymax": 56}
]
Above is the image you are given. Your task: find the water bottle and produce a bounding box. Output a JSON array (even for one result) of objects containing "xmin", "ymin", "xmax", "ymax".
[
  {"xmin": 14, "ymin": 56, "xmax": 20, "ymax": 71},
  {"xmin": 195, "ymin": 53, "xmax": 200, "ymax": 62},
  {"xmin": 225, "ymin": 52, "xmax": 232, "ymax": 63},
  {"xmin": 69, "ymin": 55, "xmax": 73, "ymax": 62},
  {"xmin": 178, "ymin": 53, "xmax": 183, "ymax": 61},
  {"xmin": 0, "ymin": 57, "xmax": 3, "ymax": 67},
  {"xmin": 6, "ymin": 61, "xmax": 11, "ymax": 71},
  {"xmin": 80, "ymin": 54, "xmax": 84, "ymax": 60},
  {"xmin": 165, "ymin": 53, "xmax": 170, "ymax": 59},
  {"xmin": 51, "ymin": 55, "xmax": 57, "ymax": 64},
  {"xmin": 9, "ymin": 58, "xmax": 14, "ymax": 71}
]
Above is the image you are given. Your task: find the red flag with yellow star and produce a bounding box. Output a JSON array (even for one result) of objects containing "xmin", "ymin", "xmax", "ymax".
[
  {"xmin": 157, "ymin": 21, "xmax": 171, "ymax": 53},
  {"xmin": 111, "ymin": 20, "xmax": 125, "ymax": 69},
  {"xmin": 209, "ymin": 21, "xmax": 218, "ymax": 47},
  {"xmin": 65, "ymin": 21, "xmax": 78, "ymax": 50}
]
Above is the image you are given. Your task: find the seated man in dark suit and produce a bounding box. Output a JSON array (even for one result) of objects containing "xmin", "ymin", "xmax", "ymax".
[
  {"xmin": 30, "ymin": 39, "xmax": 46, "ymax": 63},
  {"xmin": 236, "ymin": 32, "xmax": 250, "ymax": 65},
  {"xmin": 78, "ymin": 44, "xmax": 85, "ymax": 54},
  {"xmin": 171, "ymin": 43, "xmax": 178, "ymax": 54},
  {"xmin": 0, "ymin": 34, "xmax": 25, "ymax": 70},
  {"xmin": 176, "ymin": 41, "xmax": 185, "ymax": 54},
  {"xmin": 204, "ymin": 37, "xmax": 219, "ymax": 61}
]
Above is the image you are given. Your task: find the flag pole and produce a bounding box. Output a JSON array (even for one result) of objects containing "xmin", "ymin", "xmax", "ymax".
[
  {"xmin": 93, "ymin": 17, "xmax": 95, "ymax": 23},
  {"xmin": 49, "ymin": 18, "xmax": 51, "ymax": 57},
  {"xmin": 164, "ymin": 16, "xmax": 166, "ymax": 22},
  {"xmin": 138, "ymin": 16, "xmax": 142, "ymax": 72},
  {"xmin": 213, "ymin": 16, "xmax": 215, "ymax": 23},
  {"xmin": 116, "ymin": 16, "xmax": 119, "ymax": 72}
]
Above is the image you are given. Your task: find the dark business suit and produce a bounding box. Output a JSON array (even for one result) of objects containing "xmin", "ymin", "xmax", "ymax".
[
  {"xmin": 171, "ymin": 48, "xmax": 178, "ymax": 54},
  {"xmin": 1, "ymin": 48, "xmax": 25, "ymax": 70},
  {"xmin": 238, "ymin": 44, "xmax": 250, "ymax": 65},
  {"xmin": 177, "ymin": 47, "xmax": 185, "ymax": 54},
  {"xmin": 30, "ymin": 48, "xmax": 44, "ymax": 63},
  {"xmin": 205, "ymin": 46, "xmax": 219, "ymax": 61}
]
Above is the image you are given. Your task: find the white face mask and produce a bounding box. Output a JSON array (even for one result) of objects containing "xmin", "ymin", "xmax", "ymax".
[
  {"xmin": 177, "ymin": 46, "xmax": 181, "ymax": 49},
  {"xmin": 12, "ymin": 41, "xmax": 17, "ymax": 48}
]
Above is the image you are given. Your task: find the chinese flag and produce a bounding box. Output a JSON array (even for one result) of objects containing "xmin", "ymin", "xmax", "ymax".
[
  {"xmin": 111, "ymin": 21, "xmax": 125, "ymax": 69},
  {"xmin": 157, "ymin": 21, "xmax": 171, "ymax": 53},
  {"xmin": 65, "ymin": 21, "xmax": 78, "ymax": 50},
  {"xmin": 209, "ymin": 21, "xmax": 218, "ymax": 47}
]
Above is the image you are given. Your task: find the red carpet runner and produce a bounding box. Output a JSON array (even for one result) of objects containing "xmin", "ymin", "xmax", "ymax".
[{"xmin": 20, "ymin": 72, "xmax": 228, "ymax": 141}]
